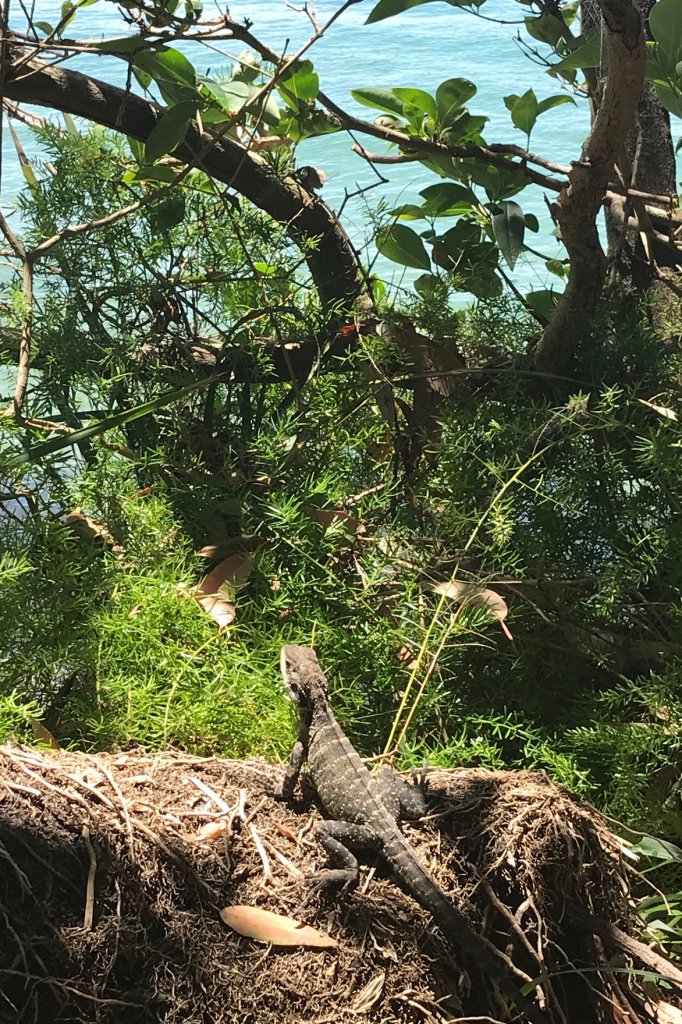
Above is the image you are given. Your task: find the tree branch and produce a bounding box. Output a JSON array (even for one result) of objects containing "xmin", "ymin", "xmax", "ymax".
[
  {"xmin": 3, "ymin": 42, "xmax": 366, "ymax": 315},
  {"xmin": 534, "ymin": 0, "xmax": 646, "ymax": 376}
]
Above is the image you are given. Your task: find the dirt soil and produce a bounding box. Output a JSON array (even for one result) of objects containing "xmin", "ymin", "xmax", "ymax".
[{"xmin": 0, "ymin": 745, "xmax": 679, "ymax": 1024}]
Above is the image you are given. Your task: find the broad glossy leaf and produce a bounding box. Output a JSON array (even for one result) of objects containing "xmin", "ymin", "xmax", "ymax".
[
  {"xmin": 442, "ymin": 112, "xmax": 488, "ymax": 144},
  {"xmin": 278, "ymin": 60, "xmax": 319, "ymax": 106},
  {"xmin": 135, "ymin": 47, "xmax": 196, "ymax": 87},
  {"xmin": 435, "ymin": 77, "xmax": 477, "ymax": 127},
  {"xmin": 490, "ymin": 200, "xmax": 525, "ymax": 270},
  {"xmin": 414, "ymin": 273, "xmax": 440, "ymax": 298},
  {"xmin": 655, "ymin": 81, "xmax": 682, "ymax": 119},
  {"xmin": 376, "ymin": 223, "xmax": 431, "ymax": 270},
  {"xmin": 419, "ymin": 181, "xmax": 477, "ymax": 214},
  {"xmin": 366, "ymin": 0, "xmax": 485, "ymax": 24},
  {"xmin": 505, "ymin": 88, "xmax": 538, "ymax": 137},
  {"xmin": 551, "ymin": 29, "xmax": 604, "ymax": 73},
  {"xmin": 524, "ymin": 12, "xmax": 566, "ymax": 47},
  {"xmin": 650, "ymin": 0, "xmax": 682, "ymax": 63},
  {"xmin": 525, "ymin": 288, "xmax": 561, "ymax": 321},
  {"xmin": 202, "ymin": 80, "xmax": 250, "ymax": 114},
  {"xmin": 145, "ymin": 101, "xmax": 195, "ymax": 163},
  {"xmin": 524, "ymin": 212, "xmax": 539, "ymax": 232},
  {"xmin": 631, "ymin": 836, "xmax": 682, "ymax": 863},
  {"xmin": 537, "ymin": 94, "xmax": 576, "ymax": 115},
  {"xmin": 393, "ymin": 87, "xmax": 438, "ymax": 120},
  {"xmin": 95, "ymin": 35, "xmax": 150, "ymax": 54},
  {"xmin": 351, "ymin": 87, "xmax": 405, "ymax": 116}
]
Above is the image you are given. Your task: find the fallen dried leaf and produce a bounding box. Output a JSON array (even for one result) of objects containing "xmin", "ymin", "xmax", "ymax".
[
  {"xmin": 65, "ymin": 508, "xmax": 118, "ymax": 547},
  {"xmin": 644, "ymin": 1002, "xmax": 682, "ymax": 1024},
  {"xmin": 433, "ymin": 581, "xmax": 513, "ymax": 640},
  {"xmin": 197, "ymin": 820, "xmax": 228, "ymax": 842},
  {"xmin": 30, "ymin": 719, "xmax": 60, "ymax": 750},
  {"xmin": 312, "ymin": 509, "xmax": 363, "ymax": 535},
  {"xmin": 351, "ymin": 971, "xmax": 386, "ymax": 1012},
  {"xmin": 638, "ymin": 398, "xmax": 678, "ymax": 421},
  {"xmin": 194, "ymin": 553, "xmax": 253, "ymax": 629},
  {"xmin": 219, "ymin": 905, "xmax": 338, "ymax": 949}
]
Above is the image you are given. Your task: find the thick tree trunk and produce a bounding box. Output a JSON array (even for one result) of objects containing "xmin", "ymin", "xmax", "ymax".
[
  {"xmin": 534, "ymin": 0, "xmax": 646, "ymax": 378},
  {"xmin": 606, "ymin": 0, "xmax": 678, "ymax": 288}
]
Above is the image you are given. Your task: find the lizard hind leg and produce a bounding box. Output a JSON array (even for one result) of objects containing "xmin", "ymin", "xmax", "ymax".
[
  {"xmin": 308, "ymin": 820, "xmax": 377, "ymax": 897},
  {"xmin": 372, "ymin": 763, "xmax": 428, "ymax": 820}
]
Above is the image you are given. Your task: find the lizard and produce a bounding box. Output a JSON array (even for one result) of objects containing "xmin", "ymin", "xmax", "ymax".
[{"xmin": 277, "ymin": 643, "xmax": 549, "ymax": 1024}]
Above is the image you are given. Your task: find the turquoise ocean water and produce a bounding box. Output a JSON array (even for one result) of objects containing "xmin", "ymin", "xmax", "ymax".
[{"xmin": 1, "ymin": 0, "xmax": 679, "ymax": 294}]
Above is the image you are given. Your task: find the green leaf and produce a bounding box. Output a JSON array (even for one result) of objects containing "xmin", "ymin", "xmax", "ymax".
[
  {"xmin": 525, "ymin": 288, "xmax": 560, "ymax": 321},
  {"xmin": 650, "ymin": 0, "xmax": 682, "ymax": 63},
  {"xmin": 631, "ymin": 835, "xmax": 682, "ymax": 863},
  {"xmin": 351, "ymin": 87, "xmax": 405, "ymax": 117},
  {"xmin": 202, "ymin": 80, "xmax": 250, "ymax": 115},
  {"xmin": 458, "ymin": 159, "xmax": 527, "ymax": 201},
  {"xmin": 35, "ymin": 21, "xmax": 54, "ymax": 34},
  {"xmin": 278, "ymin": 60, "xmax": 319, "ymax": 107},
  {"xmin": 392, "ymin": 204, "xmax": 432, "ymax": 220},
  {"xmin": 95, "ymin": 35, "xmax": 151, "ymax": 54},
  {"xmin": 524, "ymin": 12, "xmax": 567, "ymax": 47},
  {"xmin": 490, "ymin": 201, "xmax": 525, "ymax": 270},
  {"xmin": 505, "ymin": 88, "xmax": 538, "ymax": 138},
  {"xmin": 545, "ymin": 258, "xmax": 568, "ymax": 278},
  {"xmin": 524, "ymin": 213, "xmax": 539, "ymax": 232},
  {"xmin": 134, "ymin": 47, "xmax": 198, "ymax": 105},
  {"xmin": 442, "ymin": 112, "xmax": 488, "ymax": 145},
  {"xmin": 123, "ymin": 164, "xmax": 179, "ymax": 183},
  {"xmin": 149, "ymin": 194, "xmax": 186, "ymax": 231},
  {"xmin": 145, "ymin": 101, "xmax": 196, "ymax": 163},
  {"xmin": 127, "ymin": 136, "xmax": 145, "ymax": 164},
  {"xmin": 414, "ymin": 273, "xmax": 440, "ymax": 298},
  {"xmin": 419, "ymin": 181, "xmax": 477, "ymax": 213},
  {"xmin": 393, "ymin": 88, "xmax": 438, "ymax": 120},
  {"xmin": 435, "ymin": 77, "xmax": 477, "ymax": 128},
  {"xmin": 376, "ymin": 223, "xmax": 431, "ymax": 270},
  {"xmin": 365, "ymin": 0, "xmax": 484, "ymax": 24},
  {"xmin": 654, "ymin": 80, "xmax": 682, "ymax": 119},
  {"xmin": 537, "ymin": 94, "xmax": 576, "ymax": 115},
  {"xmin": 551, "ymin": 29, "xmax": 604, "ymax": 74}
]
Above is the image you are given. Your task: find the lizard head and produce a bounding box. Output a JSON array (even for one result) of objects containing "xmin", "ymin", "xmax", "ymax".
[{"xmin": 280, "ymin": 644, "xmax": 329, "ymax": 710}]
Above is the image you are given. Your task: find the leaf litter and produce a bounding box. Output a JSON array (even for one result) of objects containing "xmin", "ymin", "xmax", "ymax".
[{"xmin": 0, "ymin": 746, "xmax": 678, "ymax": 1024}]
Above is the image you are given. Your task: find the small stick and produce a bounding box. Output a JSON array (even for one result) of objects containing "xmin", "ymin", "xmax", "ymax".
[
  {"xmin": 82, "ymin": 825, "xmax": 97, "ymax": 930},
  {"xmin": 189, "ymin": 775, "xmax": 232, "ymax": 814}
]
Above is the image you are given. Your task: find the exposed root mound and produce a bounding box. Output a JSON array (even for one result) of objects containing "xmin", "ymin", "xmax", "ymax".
[{"xmin": 0, "ymin": 746, "xmax": 678, "ymax": 1024}]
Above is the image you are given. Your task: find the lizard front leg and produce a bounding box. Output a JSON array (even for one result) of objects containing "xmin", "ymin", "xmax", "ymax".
[
  {"xmin": 310, "ymin": 820, "xmax": 377, "ymax": 894},
  {"xmin": 275, "ymin": 739, "xmax": 306, "ymax": 802}
]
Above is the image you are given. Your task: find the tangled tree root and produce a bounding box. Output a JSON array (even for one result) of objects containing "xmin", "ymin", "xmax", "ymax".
[{"xmin": 0, "ymin": 745, "xmax": 679, "ymax": 1023}]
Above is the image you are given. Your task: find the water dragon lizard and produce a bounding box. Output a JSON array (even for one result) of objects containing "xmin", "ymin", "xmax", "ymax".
[{"xmin": 277, "ymin": 643, "xmax": 549, "ymax": 1024}]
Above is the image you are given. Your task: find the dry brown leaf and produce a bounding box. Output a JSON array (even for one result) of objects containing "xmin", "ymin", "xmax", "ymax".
[
  {"xmin": 312, "ymin": 509, "xmax": 363, "ymax": 535},
  {"xmin": 644, "ymin": 1002, "xmax": 682, "ymax": 1024},
  {"xmin": 433, "ymin": 580, "xmax": 513, "ymax": 640},
  {"xmin": 65, "ymin": 508, "xmax": 117, "ymax": 547},
  {"xmin": 219, "ymin": 905, "xmax": 338, "ymax": 949},
  {"xmin": 196, "ymin": 820, "xmax": 228, "ymax": 842},
  {"xmin": 638, "ymin": 398, "xmax": 678, "ymax": 421},
  {"xmin": 194, "ymin": 553, "xmax": 253, "ymax": 629},
  {"xmin": 351, "ymin": 971, "xmax": 386, "ymax": 1012},
  {"xmin": 195, "ymin": 594, "xmax": 236, "ymax": 629},
  {"xmin": 30, "ymin": 719, "xmax": 60, "ymax": 750}
]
